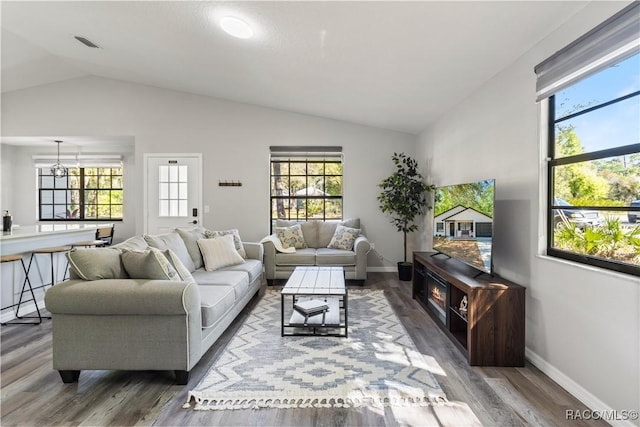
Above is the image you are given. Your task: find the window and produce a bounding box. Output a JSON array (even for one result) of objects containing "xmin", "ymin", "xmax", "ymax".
[
  {"xmin": 270, "ymin": 146, "xmax": 343, "ymax": 230},
  {"xmin": 536, "ymin": 3, "xmax": 640, "ymax": 276},
  {"xmin": 158, "ymin": 164, "xmax": 188, "ymax": 217},
  {"xmin": 38, "ymin": 167, "xmax": 123, "ymax": 221}
]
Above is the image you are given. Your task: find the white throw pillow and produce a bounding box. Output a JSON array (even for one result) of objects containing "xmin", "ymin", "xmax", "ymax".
[
  {"xmin": 197, "ymin": 234, "xmax": 245, "ymax": 271},
  {"xmin": 203, "ymin": 228, "xmax": 247, "ymax": 258},
  {"xmin": 327, "ymin": 225, "xmax": 361, "ymax": 250}
]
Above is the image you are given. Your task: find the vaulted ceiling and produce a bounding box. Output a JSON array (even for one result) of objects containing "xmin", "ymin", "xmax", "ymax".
[{"xmin": 2, "ymin": 1, "xmax": 591, "ymax": 135}]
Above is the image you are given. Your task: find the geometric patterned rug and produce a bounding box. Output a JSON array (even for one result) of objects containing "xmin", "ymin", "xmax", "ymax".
[{"xmin": 183, "ymin": 289, "xmax": 448, "ymax": 411}]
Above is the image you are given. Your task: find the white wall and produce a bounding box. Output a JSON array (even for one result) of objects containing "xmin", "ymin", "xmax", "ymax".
[
  {"xmin": 0, "ymin": 144, "xmax": 18, "ymax": 216},
  {"xmin": 1, "ymin": 76, "xmax": 415, "ymax": 266},
  {"xmin": 417, "ymin": 1, "xmax": 639, "ymax": 419}
]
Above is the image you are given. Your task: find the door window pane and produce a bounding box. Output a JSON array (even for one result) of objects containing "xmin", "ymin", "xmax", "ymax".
[{"xmin": 159, "ymin": 164, "xmax": 188, "ymax": 217}]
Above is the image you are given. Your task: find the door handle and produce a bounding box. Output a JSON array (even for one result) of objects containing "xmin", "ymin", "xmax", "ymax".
[{"xmin": 189, "ymin": 220, "xmax": 198, "ymax": 224}]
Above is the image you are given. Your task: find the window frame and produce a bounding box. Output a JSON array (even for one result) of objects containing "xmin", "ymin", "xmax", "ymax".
[
  {"xmin": 546, "ymin": 90, "xmax": 640, "ymax": 277},
  {"xmin": 38, "ymin": 166, "xmax": 124, "ymax": 222},
  {"xmin": 269, "ymin": 149, "xmax": 343, "ymax": 232}
]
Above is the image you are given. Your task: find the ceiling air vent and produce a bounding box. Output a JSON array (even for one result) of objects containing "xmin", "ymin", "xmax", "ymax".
[{"xmin": 74, "ymin": 36, "xmax": 100, "ymax": 49}]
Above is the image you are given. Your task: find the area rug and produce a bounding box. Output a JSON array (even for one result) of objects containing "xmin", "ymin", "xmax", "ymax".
[{"xmin": 184, "ymin": 289, "xmax": 447, "ymax": 411}]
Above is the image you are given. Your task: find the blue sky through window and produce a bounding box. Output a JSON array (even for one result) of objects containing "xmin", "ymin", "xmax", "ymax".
[{"xmin": 555, "ymin": 53, "xmax": 640, "ymax": 152}]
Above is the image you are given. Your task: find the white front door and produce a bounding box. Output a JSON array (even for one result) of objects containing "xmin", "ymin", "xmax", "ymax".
[{"xmin": 145, "ymin": 154, "xmax": 202, "ymax": 234}]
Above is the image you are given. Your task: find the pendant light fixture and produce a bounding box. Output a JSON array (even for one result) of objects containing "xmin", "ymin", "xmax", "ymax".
[{"xmin": 51, "ymin": 140, "xmax": 68, "ymax": 178}]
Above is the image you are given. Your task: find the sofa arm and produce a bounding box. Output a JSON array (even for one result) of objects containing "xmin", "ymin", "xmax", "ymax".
[
  {"xmin": 261, "ymin": 237, "xmax": 277, "ymax": 280},
  {"xmin": 45, "ymin": 279, "xmax": 201, "ymax": 316},
  {"xmin": 45, "ymin": 279, "xmax": 203, "ymax": 374},
  {"xmin": 354, "ymin": 235, "xmax": 371, "ymax": 280},
  {"xmin": 242, "ymin": 241, "xmax": 264, "ymax": 262}
]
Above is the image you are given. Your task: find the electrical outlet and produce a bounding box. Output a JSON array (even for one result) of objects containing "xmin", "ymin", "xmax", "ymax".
[{"xmin": 370, "ymin": 242, "xmax": 375, "ymax": 250}]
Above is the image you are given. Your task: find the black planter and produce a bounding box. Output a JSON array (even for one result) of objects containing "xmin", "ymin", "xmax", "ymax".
[{"xmin": 397, "ymin": 262, "xmax": 413, "ymax": 281}]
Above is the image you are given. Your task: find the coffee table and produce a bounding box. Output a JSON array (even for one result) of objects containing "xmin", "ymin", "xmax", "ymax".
[{"xmin": 280, "ymin": 266, "xmax": 347, "ymax": 337}]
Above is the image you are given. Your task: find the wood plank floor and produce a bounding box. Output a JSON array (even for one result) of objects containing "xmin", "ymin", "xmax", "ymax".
[{"xmin": 1, "ymin": 273, "xmax": 607, "ymax": 426}]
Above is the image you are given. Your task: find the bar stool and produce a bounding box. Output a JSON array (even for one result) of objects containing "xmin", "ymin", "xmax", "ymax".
[
  {"xmin": 27, "ymin": 245, "xmax": 73, "ymax": 288},
  {"xmin": 69, "ymin": 225, "xmax": 114, "ymax": 249},
  {"xmin": 1, "ymin": 254, "xmax": 43, "ymax": 325}
]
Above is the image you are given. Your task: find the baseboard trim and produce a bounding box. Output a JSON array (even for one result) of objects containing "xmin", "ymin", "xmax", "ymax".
[
  {"xmin": 525, "ymin": 348, "xmax": 636, "ymax": 427},
  {"xmin": 0, "ymin": 300, "xmax": 43, "ymax": 323},
  {"xmin": 367, "ymin": 267, "xmax": 396, "ymax": 273}
]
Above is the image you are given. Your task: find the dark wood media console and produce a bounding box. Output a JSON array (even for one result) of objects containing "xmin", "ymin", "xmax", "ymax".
[{"xmin": 413, "ymin": 251, "xmax": 525, "ymax": 367}]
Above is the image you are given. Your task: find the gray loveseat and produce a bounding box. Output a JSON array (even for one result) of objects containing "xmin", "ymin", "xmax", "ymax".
[
  {"xmin": 261, "ymin": 218, "xmax": 370, "ymax": 283},
  {"xmin": 44, "ymin": 227, "xmax": 265, "ymax": 385}
]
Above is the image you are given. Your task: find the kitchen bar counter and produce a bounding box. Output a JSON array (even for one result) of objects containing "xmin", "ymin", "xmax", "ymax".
[
  {"xmin": 1, "ymin": 223, "xmax": 112, "ymax": 322},
  {"xmin": 0, "ymin": 223, "xmax": 110, "ymax": 254}
]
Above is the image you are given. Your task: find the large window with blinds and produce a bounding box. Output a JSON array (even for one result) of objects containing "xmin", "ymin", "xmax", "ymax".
[
  {"xmin": 270, "ymin": 146, "xmax": 343, "ymax": 230},
  {"xmin": 536, "ymin": 2, "xmax": 640, "ymax": 276}
]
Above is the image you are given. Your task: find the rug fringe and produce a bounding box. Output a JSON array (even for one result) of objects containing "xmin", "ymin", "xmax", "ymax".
[{"xmin": 185, "ymin": 392, "xmax": 448, "ymax": 411}]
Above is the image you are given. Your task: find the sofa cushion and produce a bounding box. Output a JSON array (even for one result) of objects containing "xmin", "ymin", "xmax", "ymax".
[
  {"xmin": 66, "ymin": 248, "xmax": 128, "ymax": 280},
  {"xmin": 276, "ymin": 220, "xmax": 318, "ymax": 248},
  {"xmin": 318, "ymin": 218, "xmax": 360, "ymax": 248},
  {"xmin": 203, "ymin": 228, "xmax": 247, "ymax": 258},
  {"xmin": 327, "ymin": 225, "xmax": 361, "ymax": 250},
  {"xmin": 121, "ymin": 248, "xmax": 180, "ymax": 280},
  {"xmin": 112, "ymin": 235, "xmax": 148, "ymax": 251},
  {"xmin": 192, "ymin": 270, "xmax": 250, "ymax": 300},
  {"xmin": 198, "ymin": 235, "xmax": 245, "ymax": 271},
  {"xmin": 198, "ymin": 285, "xmax": 236, "ymax": 328},
  {"xmin": 175, "ymin": 227, "xmax": 207, "ymax": 270},
  {"xmin": 223, "ymin": 259, "xmax": 263, "ymax": 284},
  {"xmin": 316, "ymin": 248, "xmax": 357, "ymax": 266},
  {"xmin": 275, "ymin": 248, "xmax": 317, "ymax": 266},
  {"xmin": 144, "ymin": 232, "xmax": 196, "ymax": 273},
  {"xmin": 159, "ymin": 249, "xmax": 196, "ymax": 284},
  {"xmin": 275, "ymin": 224, "xmax": 308, "ymax": 249}
]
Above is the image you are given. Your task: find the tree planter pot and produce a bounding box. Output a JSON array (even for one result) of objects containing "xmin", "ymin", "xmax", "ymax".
[{"xmin": 397, "ymin": 262, "xmax": 413, "ymax": 281}]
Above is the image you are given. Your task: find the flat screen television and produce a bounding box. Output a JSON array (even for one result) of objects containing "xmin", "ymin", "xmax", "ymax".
[{"xmin": 432, "ymin": 179, "xmax": 495, "ymax": 275}]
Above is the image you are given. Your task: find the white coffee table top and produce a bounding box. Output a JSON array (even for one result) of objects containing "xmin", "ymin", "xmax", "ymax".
[{"xmin": 281, "ymin": 266, "xmax": 345, "ymax": 296}]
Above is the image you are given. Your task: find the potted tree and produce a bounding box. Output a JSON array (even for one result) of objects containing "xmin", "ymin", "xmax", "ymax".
[{"xmin": 378, "ymin": 152, "xmax": 434, "ymax": 281}]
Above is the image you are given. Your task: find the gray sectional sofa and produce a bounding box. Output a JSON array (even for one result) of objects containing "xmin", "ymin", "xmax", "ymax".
[
  {"xmin": 44, "ymin": 227, "xmax": 265, "ymax": 385},
  {"xmin": 262, "ymin": 218, "xmax": 370, "ymax": 283}
]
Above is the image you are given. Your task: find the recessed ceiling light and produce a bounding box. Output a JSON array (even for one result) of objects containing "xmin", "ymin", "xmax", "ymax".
[{"xmin": 220, "ymin": 16, "xmax": 253, "ymax": 39}]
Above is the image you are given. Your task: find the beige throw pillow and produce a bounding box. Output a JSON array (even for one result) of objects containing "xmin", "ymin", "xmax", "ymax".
[
  {"xmin": 203, "ymin": 228, "xmax": 247, "ymax": 258},
  {"xmin": 175, "ymin": 227, "xmax": 207, "ymax": 269},
  {"xmin": 197, "ymin": 234, "xmax": 245, "ymax": 271},
  {"xmin": 327, "ymin": 225, "xmax": 361, "ymax": 250},
  {"xmin": 143, "ymin": 232, "xmax": 196, "ymax": 272},
  {"xmin": 66, "ymin": 248, "xmax": 128, "ymax": 280},
  {"xmin": 160, "ymin": 248, "xmax": 196, "ymax": 284},
  {"xmin": 120, "ymin": 248, "xmax": 180, "ymax": 280}
]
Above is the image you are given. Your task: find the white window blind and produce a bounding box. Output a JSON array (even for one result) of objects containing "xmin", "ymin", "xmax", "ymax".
[
  {"xmin": 534, "ymin": 2, "xmax": 640, "ymax": 101},
  {"xmin": 269, "ymin": 146, "xmax": 342, "ymax": 161},
  {"xmin": 32, "ymin": 154, "xmax": 123, "ymax": 168}
]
